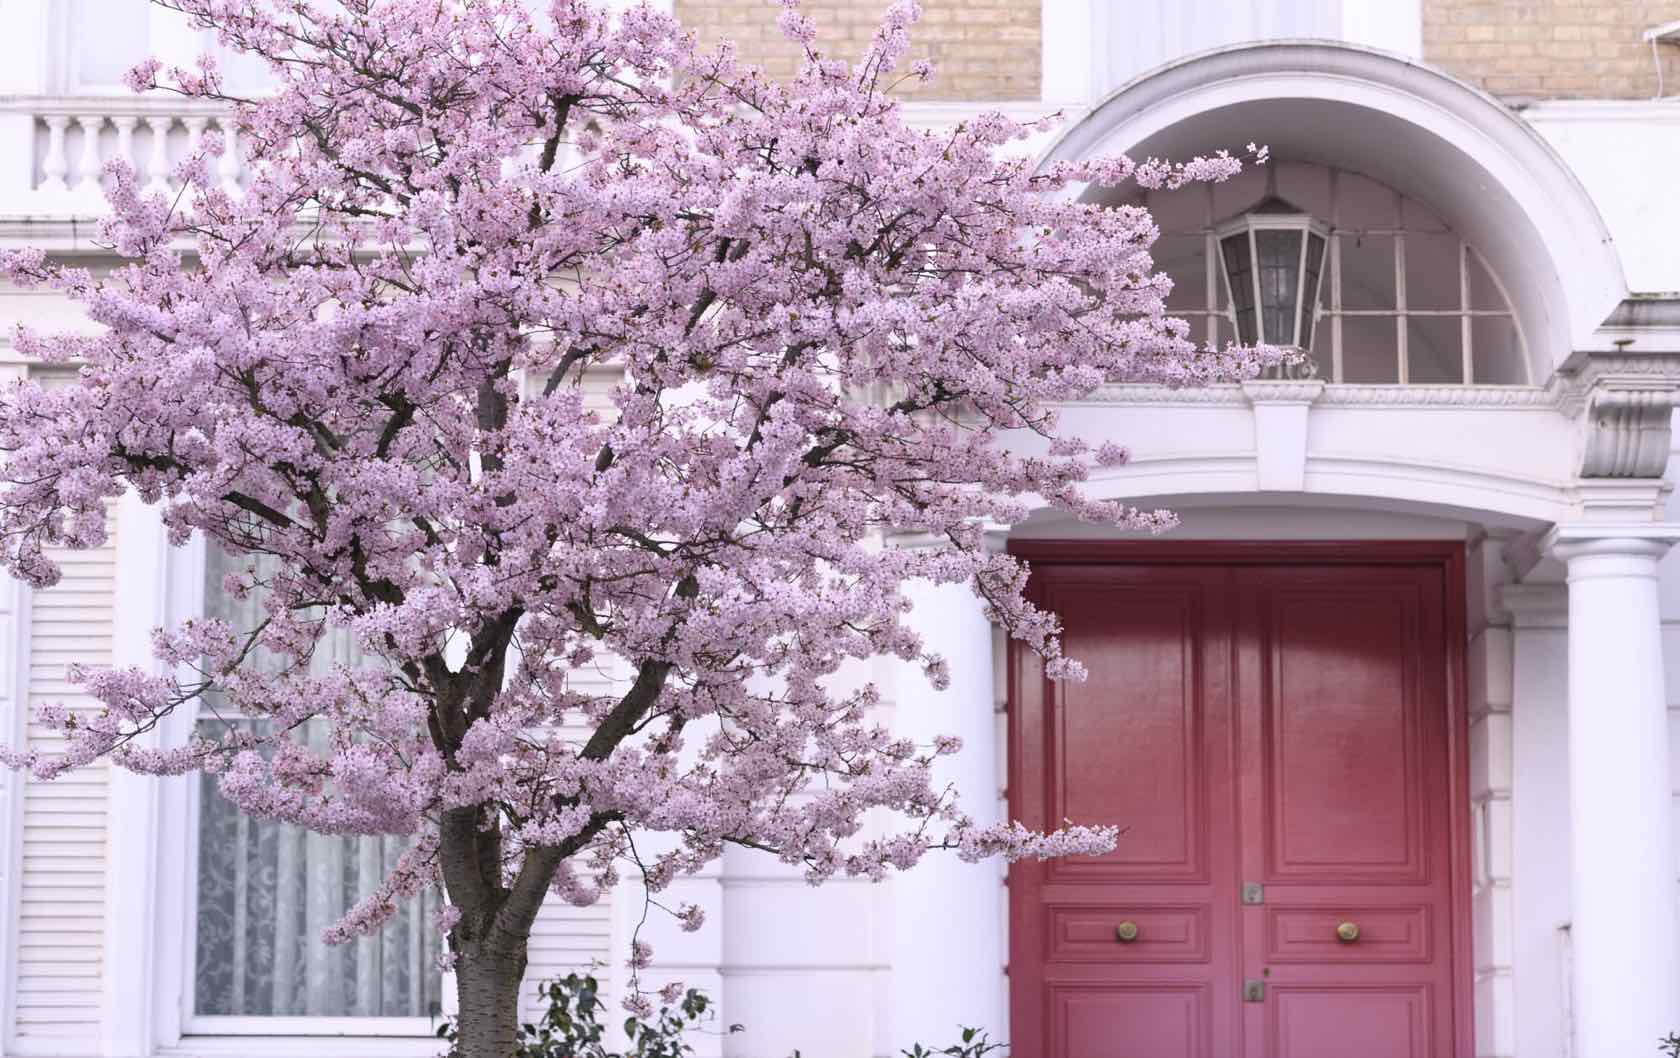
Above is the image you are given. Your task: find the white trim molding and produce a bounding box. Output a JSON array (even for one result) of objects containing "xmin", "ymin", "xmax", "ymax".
[
  {"xmin": 0, "ymin": 360, "xmax": 31, "ymax": 1055},
  {"xmin": 0, "ymin": 544, "xmax": 28, "ymax": 1057},
  {"xmin": 104, "ymin": 491, "xmax": 172, "ymax": 1058}
]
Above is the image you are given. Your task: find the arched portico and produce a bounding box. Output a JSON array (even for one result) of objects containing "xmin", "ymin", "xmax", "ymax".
[
  {"xmin": 886, "ymin": 41, "xmax": 1680, "ymax": 1058},
  {"xmin": 1040, "ymin": 41, "xmax": 1627, "ymax": 374}
]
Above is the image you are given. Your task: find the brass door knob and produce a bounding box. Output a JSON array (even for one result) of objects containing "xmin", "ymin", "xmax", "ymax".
[
  {"xmin": 1115, "ymin": 921, "xmax": 1140, "ymax": 943},
  {"xmin": 1336, "ymin": 921, "xmax": 1361, "ymax": 943}
]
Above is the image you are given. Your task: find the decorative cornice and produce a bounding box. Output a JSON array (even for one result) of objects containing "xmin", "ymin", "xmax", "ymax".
[
  {"xmin": 1314, "ymin": 384, "xmax": 1559, "ymax": 408},
  {"xmin": 0, "ymin": 94, "xmax": 232, "ymax": 119},
  {"xmin": 1598, "ymin": 298, "xmax": 1680, "ymax": 330},
  {"xmin": 1083, "ymin": 383, "xmax": 1249, "ymax": 405},
  {"xmin": 1241, "ymin": 379, "xmax": 1324, "ymax": 405},
  {"xmin": 1084, "ymin": 382, "xmax": 1557, "ymax": 409}
]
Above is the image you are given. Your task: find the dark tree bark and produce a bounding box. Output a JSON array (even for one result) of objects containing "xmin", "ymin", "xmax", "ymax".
[{"xmin": 453, "ymin": 940, "xmax": 526, "ymax": 1058}]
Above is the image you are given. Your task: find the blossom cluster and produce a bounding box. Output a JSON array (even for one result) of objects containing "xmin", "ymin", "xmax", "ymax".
[{"xmin": 0, "ymin": 0, "xmax": 1271, "ymax": 989}]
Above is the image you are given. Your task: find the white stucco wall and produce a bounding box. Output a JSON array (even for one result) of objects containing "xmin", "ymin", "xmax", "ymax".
[{"xmin": 1526, "ymin": 102, "xmax": 1680, "ymax": 298}]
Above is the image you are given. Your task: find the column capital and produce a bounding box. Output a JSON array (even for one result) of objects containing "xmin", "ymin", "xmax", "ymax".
[{"xmin": 1542, "ymin": 522, "xmax": 1680, "ymax": 564}]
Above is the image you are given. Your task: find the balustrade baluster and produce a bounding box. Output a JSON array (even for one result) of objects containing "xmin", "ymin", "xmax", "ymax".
[
  {"xmin": 217, "ymin": 119, "xmax": 241, "ymax": 194},
  {"xmin": 112, "ymin": 116, "xmax": 138, "ymax": 181},
  {"xmin": 40, "ymin": 115, "xmax": 70, "ymax": 194},
  {"xmin": 73, "ymin": 114, "xmax": 105, "ymax": 199},
  {"xmin": 183, "ymin": 115, "xmax": 206, "ymax": 162},
  {"xmin": 145, "ymin": 115, "xmax": 173, "ymax": 195}
]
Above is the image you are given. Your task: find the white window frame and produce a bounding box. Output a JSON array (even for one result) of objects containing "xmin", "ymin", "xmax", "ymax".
[
  {"xmin": 0, "ymin": 365, "xmax": 31, "ymax": 1056},
  {"xmin": 1164, "ymin": 172, "xmax": 1531, "ymax": 386},
  {"xmin": 111, "ymin": 518, "xmax": 452, "ymax": 1054}
]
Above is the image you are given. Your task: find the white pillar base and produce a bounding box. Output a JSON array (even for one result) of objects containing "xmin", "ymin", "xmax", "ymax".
[{"xmin": 1548, "ymin": 525, "xmax": 1680, "ymax": 1058}]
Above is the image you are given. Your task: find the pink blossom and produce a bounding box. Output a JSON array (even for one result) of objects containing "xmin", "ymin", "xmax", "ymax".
[{"xmin": 0, "ymin": 0, "xmax": 1271, "ymax": 980}]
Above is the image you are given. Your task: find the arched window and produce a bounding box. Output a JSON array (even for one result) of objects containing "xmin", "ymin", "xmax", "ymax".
[{"xmin": 1141, "ymin": 162, "xmax": 1530, "ymax": 385}]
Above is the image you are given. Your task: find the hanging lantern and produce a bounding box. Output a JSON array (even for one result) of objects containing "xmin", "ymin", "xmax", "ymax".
[{"xmin": 1216, "ymin": 196, "xmax": 1329, "ymax": 350}]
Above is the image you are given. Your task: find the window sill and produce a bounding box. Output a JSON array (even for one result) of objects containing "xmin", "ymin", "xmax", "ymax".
[
  {"xmin": 162, "ymin": 1035, "xmax": 445, "ymax": 1058},
  {"xmin": 163, "ymin": 1017, "xmax": 445, "ymax": 1058}
]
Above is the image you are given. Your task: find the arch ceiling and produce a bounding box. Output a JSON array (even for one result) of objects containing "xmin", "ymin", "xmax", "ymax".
[{"xmin": 1039, "ymin": 41, "xmax": 1626, "ymax": 380}]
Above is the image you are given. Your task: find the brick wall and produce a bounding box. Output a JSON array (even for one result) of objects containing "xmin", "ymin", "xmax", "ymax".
[
  {"xmin": 1423, "ymin": 0, "xmax": 1680, "ymax": 99},
  {"xmin": 672, "ymin": 0, "xmax": 1040, "ymax": 100}
]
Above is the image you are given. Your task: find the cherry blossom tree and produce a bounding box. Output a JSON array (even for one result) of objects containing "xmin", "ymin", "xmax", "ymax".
[{"xmin": 0, "ymin": 1, "xmax": 1268, "ymax": 1054}]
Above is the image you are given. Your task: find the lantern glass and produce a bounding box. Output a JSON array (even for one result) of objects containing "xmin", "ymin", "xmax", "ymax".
[
  {"xmin": 1299, "ymin": 232, "xmax": 1326, "ymax": 350},
  {"xmin": 1217, "ymin": 210, "xmax": 1329, "ymax": 350},
  {"xmin": 1255, "ymin": 228, "xmax": 1303, "ymax": 345},
  {"xmin": 1220, "ymin": 231, "xmax": 1257, "ymax": 345}
]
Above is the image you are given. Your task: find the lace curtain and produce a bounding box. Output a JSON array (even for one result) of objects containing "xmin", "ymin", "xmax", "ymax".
[{"xmin": 193, "ymin": 548, "xmax": 442, "ymax": 1018}]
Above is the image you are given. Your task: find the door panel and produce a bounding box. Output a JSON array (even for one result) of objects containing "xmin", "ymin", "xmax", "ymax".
[
  {"xmin": 1269, "ymin": 985, "xmax": 1433, "ymax": 1058},
  {"xmin": 1052, "ymin": 983, "xmax": 1212, "ymax": 1058},
  {"xmin": 1259, "ymin": 586, "xmax": 1428, "ymax": 883},
  {"xmin": 1010, "ymin": 565, "xmax": 1238, "ymax": 1058},
  {"xmin": 1236, "ymin": 566, "xmax": 1457, "ymax": 1058},
  {"xmin": 1009, "ymin": 552, "xmax": 1465, "ymax": 1058},
  {"xmin": 1046, "ymin": 904, "xmax": 1211, "ymax": 963},
  {"xmin": 1263, "ymin": 905, "xmax": 1432, "ymax": 963},
  {"xmin": 1048, "ymin": 585, "xmax": 1213, "ymax": 884}
]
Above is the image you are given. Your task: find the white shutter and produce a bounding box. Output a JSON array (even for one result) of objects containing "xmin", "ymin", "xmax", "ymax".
[
  {"xmin": 14, "ymin": 515, "xmax": 115, "ymax": 1048},
  {"xmin": 517, "ymin": 660, "xmax": 628, "ymax": 1020},
  {"xmin": 521, "ymin": 899, "xmax": 615, "ymax": 1021}
]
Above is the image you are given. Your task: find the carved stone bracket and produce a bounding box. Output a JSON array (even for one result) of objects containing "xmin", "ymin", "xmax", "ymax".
[
  {"xmin": 1554, "ymin": 353, "xmax": 1680, "ymax": 479},
  {"xmin": 1579, "ymin": 386, "xmax": 1680, "ymax": 477}
]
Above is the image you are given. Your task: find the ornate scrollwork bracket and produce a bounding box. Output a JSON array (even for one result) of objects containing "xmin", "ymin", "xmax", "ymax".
[{"xmin": 1557, "ymin": 353, "xmax": 1680, "ymax": 479}]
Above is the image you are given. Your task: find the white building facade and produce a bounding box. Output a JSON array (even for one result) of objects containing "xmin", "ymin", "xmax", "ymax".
[{"xmin": 3, "ymin": 2, "xmax": 1680, "ymax": 1058}]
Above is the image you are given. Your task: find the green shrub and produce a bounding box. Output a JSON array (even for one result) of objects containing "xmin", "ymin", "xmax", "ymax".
[
  {"xmin": 437, "ymin": 973, "xmax": 724, "ymax": 1058},
  {"xmin": 438, "ymin": 975, "xmax": 1008, "ymax": 1058}
]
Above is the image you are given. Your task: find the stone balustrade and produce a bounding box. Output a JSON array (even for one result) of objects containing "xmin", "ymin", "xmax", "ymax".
[{"xmin": 0, "ymin": 96, "xmax": 241, "ymax": 215}]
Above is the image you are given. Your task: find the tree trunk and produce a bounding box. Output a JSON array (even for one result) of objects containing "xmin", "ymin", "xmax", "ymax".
[{"xmin": 453, "ymin": 943, "xmax": 527, "ymax": 1058}]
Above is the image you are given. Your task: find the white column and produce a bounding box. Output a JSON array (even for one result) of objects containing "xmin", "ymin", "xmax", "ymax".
[
  {"xmin": 887, "ymin": 580, "xmax": 1005, "ymax": 1051},
  {"xmin": 1548, "ymin": 525, "xmax": 1680, "ymax": 1058},
  {"xmin": 103, "ymin": 491, "xmax": 170, "ymax": 1058}
]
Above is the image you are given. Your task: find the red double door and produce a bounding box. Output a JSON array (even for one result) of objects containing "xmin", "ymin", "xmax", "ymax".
[{"xmin": 1008, "ymin": 549, "xmax": 1468, "ymax": 1058}]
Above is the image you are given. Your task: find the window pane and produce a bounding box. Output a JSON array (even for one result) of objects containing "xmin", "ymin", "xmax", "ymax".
[
  {"xmin": 194, "ymin": 549, "xmax": 442, "ymax": 1019},
  {"xmin": 1466, "ymin": 250, "xmax": 1508, "ymax": 312},
  {"xmin": 1338, "ymin": 233, "xmax": 1395, "ymax": 311},
  {"xmin": 1221, "ymin": 232, "xmax": 1257, "ymax": 345},
  {"xmin": 1404, "ymin": 232, "xmax": 1460, "ymax": 310},
  {"xmin": 1341, "ymin": 316, "xmax": 1400, "ymax": 384},
  {"xmin": 195, "ymin": 751, "xmax": 443, "ymax": 1017},
  {"xmin": 1471, "ymin": 316, "xmax": 1527, "ymax": 384},
  {"xmin": 1406, "ymin": 317, "xmax": 1464, "ymax": 384},
  {"xmin": 1211, "ymin": 167, "xmax": 1266, "ymax": 225},
  {"xmin": 1333, "ymin": 172, "xmax": 1397, "ymax": 230},
  {"xmin": 1254, "ymin": 229, "xmax": 1304, "ymax": 346},
  {"xmin": 1155, "ymin": 234, "xmax": 1209, "ymax": 312},
  {"xmin": 1299, "ymin": 234, "xmax": 1326, "ymax": 351},
  {"xmin": 1275, "ymin": 163, "xmax": 1332, "ymax": 224}
]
